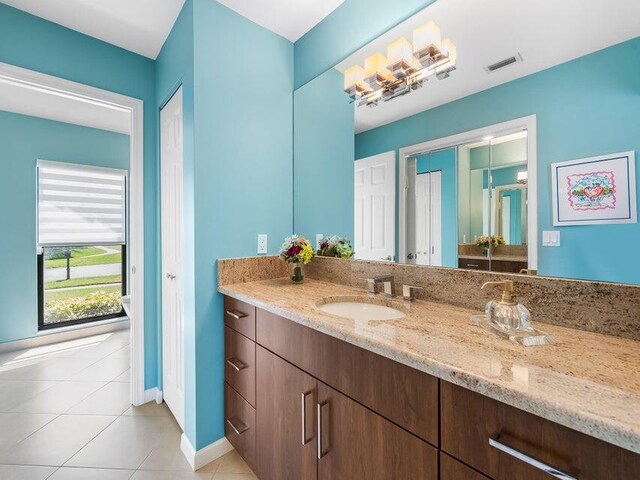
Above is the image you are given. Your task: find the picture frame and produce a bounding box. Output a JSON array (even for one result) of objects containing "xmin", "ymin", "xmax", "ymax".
[{"xmin": 551, "ymin": 151, "xmax": 636, "ymax": 226}]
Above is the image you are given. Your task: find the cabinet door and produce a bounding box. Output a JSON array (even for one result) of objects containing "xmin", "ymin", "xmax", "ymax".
[
  {"xmin": 256, "ymin": 346, "xmax": 317, "ymax": 480},
  {"xmin": 317, "ymin": 382, "xmax": 438, "ymax": 480}
]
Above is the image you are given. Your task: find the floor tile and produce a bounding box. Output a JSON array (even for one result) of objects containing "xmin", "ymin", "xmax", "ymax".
[
  {"xmin": 131, "ymin": 471, "xmax": 213, "ymax": 480},
  {"xmin": 215, "ymin": 451, "xmax": 254, "ymax": 474},
  {"xmin": 106, "ymin": 346, "xmax": 130, "ymax": 361},
  {"xmin": 113, "ymin": 369, "xmax": 130, "ymax": 383},
  {"xmin": 138, "ymin": 440, "xmax": 192, "ymax": 471},
  {"xmin": 67, "ymin": 382, "xmax": 130, "ymax": 416},
  {"xmin": 0, "ymin": 357, "xmax": 98, "ymax": 381},
  {"xmin": 0, "ymin": 414, "xmax": 116, "ymax": 466},
  {"xmin": 11, "ymin": 381, "xmax": 107, "ymax": 414},
  {"xmin": 0, "ymin": 412, "xmax": 57, "ymax": 449},
  {"xmin": 66, "ymin": 415, "xmax": 182, "ymax": 470},
  {"xmin": 48, "ymin": 466, "xmax": 134, "ymax": 479},
  {"xmin": 0, "ymin": 380, "xmax": 57, "ymax": 412},
  {"xmin": 0, "ymin": 465, "xmax": 57, "ymax": 480},
  {"xmin": 123, "ymin": 401, "xmax": 172, "ymax": 417},
  {"xmin": 68, "ymin": 355, "xmax": 129, "ymax": 382}
]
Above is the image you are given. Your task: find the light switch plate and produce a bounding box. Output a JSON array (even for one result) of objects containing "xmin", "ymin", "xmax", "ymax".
[
  {"xmin": 542, "ymin": 230, "xmax": 560, "ymax": 246},
  {"xmin": 257, "ymin": 234, "xmax": 268, "ymax": 254},
  {"xmin": 315, "ymin": 234, "xmax": 323, "ymax": 250}
]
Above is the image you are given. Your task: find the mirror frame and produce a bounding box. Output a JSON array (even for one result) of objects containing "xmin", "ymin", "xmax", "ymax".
[{"xmin": 398, "ymin": 115, "xmax": 538, "ymax": 270}]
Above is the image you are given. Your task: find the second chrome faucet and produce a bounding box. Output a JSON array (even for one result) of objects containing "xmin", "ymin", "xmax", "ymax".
[{"xmin": 366, "ymin": 276, "xmax": 424, "ymax": 302}]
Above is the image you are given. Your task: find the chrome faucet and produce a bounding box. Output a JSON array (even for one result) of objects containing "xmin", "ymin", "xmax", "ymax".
[
  {"xmin": 366, "ymin": 276, "xmax": 394, "ymax": 296},
  {"xmin": 402, "ymin": 285, "xmax": 424, "ymax": 302}
]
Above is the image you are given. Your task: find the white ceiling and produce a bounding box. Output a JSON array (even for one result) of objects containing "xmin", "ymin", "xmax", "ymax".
[
  {"xmin": 0, "ymin": 0, "xmax": 186, "ymax": 59},
  {"xmin": 216, "ymin": 0, "xmax": 345, "ymax": 42},
  {"xmin": 1, "ymin": 0, "xmax": 344, "ymax": 57},
  {"xmin": 335, "ymin": 0, "xmax": 640, "ymax": 133},
  {"xmin": 0, "ymin": 79, "xmax": 131, "ymax": 134}
]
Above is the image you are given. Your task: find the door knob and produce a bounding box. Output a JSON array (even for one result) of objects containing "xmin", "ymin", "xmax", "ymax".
[
  {"xmin": 165, "ymin": 272, "xmax": 176, "ymax": 280},
  {"xmin": 407, "ymin": 253, "xmax": 415, "ymax": 260}
]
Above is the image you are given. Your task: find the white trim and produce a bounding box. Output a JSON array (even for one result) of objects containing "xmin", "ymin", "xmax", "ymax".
[
  {"xmin": 37, "ymin": 159, "xmax": 128, "ymax": 176},
  {"xmin": 180, "ymin": 434, "xmax": 234, "ymax": 471},
  {"xmin": 398, "ymin": 115, "xmax": 538, "ymax": 270},
  {"xmin": 0, "ymin": 318, "xmax": 129, "ymax": 354},
  {"xmin": 144, "ymin": 387, "xmax": 164, "ymax": 404},
  {"xmin": 0, "ymin": 62, "xmax": 146, "ymax": 406}
]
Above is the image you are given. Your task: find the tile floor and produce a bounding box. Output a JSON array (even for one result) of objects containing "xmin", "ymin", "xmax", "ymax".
[{"xmin": 0, "ymin": 329, "xmax": 256, "ymax": 479}]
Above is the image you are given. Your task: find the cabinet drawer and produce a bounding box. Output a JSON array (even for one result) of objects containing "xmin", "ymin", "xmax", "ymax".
[
  {"xmin": 256, "ymin": 309, "xmax": 439, "ymax": 446},
  {"xmin": 225, "ymin": 383, "xmax": 256, "ymax": 472},
  {"xmin": 224, "ymin": 296, "xmax": 256, "ymax": 340},
  {"xmin": 224, "ymin": 326, "xmax": 256, "ymax": 407},
  {"xmin": 440, "ymin": 453, "xmax": 490, "ymax": 480},
  {"xmin": 458, "ymin": 258, "xmax": 490, "ymax": 270},
  {"xmin": 441, "ymin": 381, "xmax": 640, "ymax": 480}
]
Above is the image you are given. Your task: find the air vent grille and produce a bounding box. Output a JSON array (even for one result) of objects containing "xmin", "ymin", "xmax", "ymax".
[{"xmin": 485, "ymin": 53, "xmax": 523, "ymax": 73}]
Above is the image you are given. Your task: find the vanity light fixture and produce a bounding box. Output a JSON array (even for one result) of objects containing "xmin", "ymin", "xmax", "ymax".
[
  {"xmin": 517, "ymin": 170, "xmax": 528, "ymax": 184},
  {"xmin": 344, "ymin": 20, "xmax": 456, "ymax": 107}
]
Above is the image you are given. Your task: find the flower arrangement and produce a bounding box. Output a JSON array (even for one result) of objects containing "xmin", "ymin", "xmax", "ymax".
[
  {"xmin": 279, "ymin": 235, "xmax": 314, "ymax": 283},
  {"xmin": 317, "ymin": 236, "xmax": 354, "ymax": 259},
  {"xmin": 475, "ymin": 235, "xmax": 506, "ymax": 248}
]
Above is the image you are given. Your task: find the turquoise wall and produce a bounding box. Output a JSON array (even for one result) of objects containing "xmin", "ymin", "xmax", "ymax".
[
  {"xmin": 355, "ymin": 38, "xmax": 640, "ymax": 284},
  {"xmin": 470, "ymin": 138, "xmax": 527, "ymax": 169},
  {"xmin": 294, "ymin": 68, "xmax": 354, "ymax": 241},
  {"xmin": 415, "ymin": 148, "xmax": 457, "ymax": 267},
  {"xmin": 157, "ymin": 0, "xmax": 294, "ymax": 449},
  {"xmin": 0, "ymin": 112, "xmax": 129, "ymax": 343},
  {"xmin": 0, "ymin": 4, "xmax": 160, "ymax": 387},
  {"xmin": 294, "ymin": 0, "xmax": 435, "ymax": 88}
]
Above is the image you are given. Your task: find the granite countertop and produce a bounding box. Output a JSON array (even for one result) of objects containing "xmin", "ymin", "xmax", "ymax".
[
  {"xmin": 459, "ymin": 254, "xmax": 528, "ymax": 262},
  {"xmin": 219, "ymin": 278, "xmax": 640, "ymax": 454}
]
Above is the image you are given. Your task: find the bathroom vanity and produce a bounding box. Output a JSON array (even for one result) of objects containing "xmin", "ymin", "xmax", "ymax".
[{"xmin": 219, "ymin": 274, "xmax": 640, "ymax": 480}]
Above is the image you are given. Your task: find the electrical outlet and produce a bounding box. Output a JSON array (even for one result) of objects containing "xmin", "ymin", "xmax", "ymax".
[
  {"xmin": 257, "ymin": 234, "xmax": 268, "ymax": 254},
  {"xmin": 315, "ymin": 234, "xmax": 324, "ymax": 250}
]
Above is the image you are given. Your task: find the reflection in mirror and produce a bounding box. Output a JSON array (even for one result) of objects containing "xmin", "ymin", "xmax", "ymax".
[{"xmin": 293, "ymin": 0, "xmax": 640, "ymax": 285}]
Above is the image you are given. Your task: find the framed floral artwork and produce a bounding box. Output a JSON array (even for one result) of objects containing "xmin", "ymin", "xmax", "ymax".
[{"xmin": 551, "ymin": 151, "xmax": 636, "ymax": 226}]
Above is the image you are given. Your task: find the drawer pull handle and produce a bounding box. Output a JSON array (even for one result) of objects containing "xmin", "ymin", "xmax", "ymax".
[
  {"xmin": 317, "ymin": 401, "xmax": 328, "ymax": 459},
  {"xmin": 226, "ymin": 310, "xmax": 248, "ymax": 320},
  {"xmin": 489, "ymin": 433, "xmax": 577, "ymax": 480},
  {"xmin": 301, "ymin": 390, "xmax": 313, "ymax": 446},
  {"xmin": 226, "ymin": 417, "xmax": 249, "ymax": 436},
  {"xmin": 467, "ymin": 263, "xmax": 479, "ymax": 268},
  {"xmin": 226, "ymin": 358, "xmax": 248, "ymax": 372}
]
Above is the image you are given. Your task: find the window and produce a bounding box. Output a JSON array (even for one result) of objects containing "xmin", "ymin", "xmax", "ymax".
[{"xmin": 37, "ymin": 161, "xmax": 127, "ymax": 329}]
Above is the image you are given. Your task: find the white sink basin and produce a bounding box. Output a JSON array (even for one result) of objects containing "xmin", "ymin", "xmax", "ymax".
[{"xmin": 317, "ymin": 297, "xmax": 406, "ymax": 321}]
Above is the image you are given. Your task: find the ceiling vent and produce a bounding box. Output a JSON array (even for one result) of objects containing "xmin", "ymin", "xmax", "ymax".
[{"xmin": 484, "ymin": 53, "xmax": 523, "ymax": 73}]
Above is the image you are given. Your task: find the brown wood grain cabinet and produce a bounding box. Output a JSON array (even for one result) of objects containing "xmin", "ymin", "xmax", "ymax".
[
  {"xmin": 256, "ymin": 345, "xmax": 317, "ymax": 480},
  {"xmin": 441, "ymin": 381, "xmax": 640, "ymax": 480},
  {"xmin": 223, "ymin": 297, "xmax": 640, "ymax": 480},
  {"xmin": 256, "ymin": 308, "xmax": 439, "ymax": 446}
]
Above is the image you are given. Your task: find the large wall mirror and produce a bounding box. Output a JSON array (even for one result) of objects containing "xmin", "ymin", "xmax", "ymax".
[{"xmin": 293, "ymin": 0, "xmax": 639, "ymax": 285}]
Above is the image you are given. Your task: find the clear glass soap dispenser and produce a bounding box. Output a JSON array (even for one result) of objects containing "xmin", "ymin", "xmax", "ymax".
[{"xmin": 481, "ymin": 280, "xmax": 531, "ymax": 332}]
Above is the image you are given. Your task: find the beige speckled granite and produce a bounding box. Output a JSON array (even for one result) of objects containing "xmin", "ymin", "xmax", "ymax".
[
  {"xmin": 218, "ymin": 256, "xmax": 287, "ymax": 286},
  {"xmin": 305, "ymin": 257, "xmax": 640, "ymax": 341},
  {"xmin": 219, "ymin": 278, "xmax": 640, "ymax": 454}
]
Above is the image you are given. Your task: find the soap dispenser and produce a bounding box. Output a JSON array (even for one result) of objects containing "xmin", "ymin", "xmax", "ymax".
[{"xmin": 481, "ymin": 280, "xmax": 531, "ymax": 332}]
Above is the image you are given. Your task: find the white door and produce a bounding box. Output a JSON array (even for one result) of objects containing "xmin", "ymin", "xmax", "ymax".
[
  {"xmin": 414, "ymin": 171, "xmax": 442, "ymax": 266},
  {"xmin": 160, "ymin": 86, "xmax": 184, "ymax": 429},
  {"xmin": 354, "ymin": 152, "xmax": 395, "ymax": 262}
]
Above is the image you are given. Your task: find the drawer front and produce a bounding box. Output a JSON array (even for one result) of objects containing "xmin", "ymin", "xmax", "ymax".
[
  {"xmin": 224, "ymin": 326, "xmax": 256, "ymax": 407},
  {"xmin": 458, "ymin": 258, "xmax": 490, "ymax": 270},
  {"xmin": 225, "ymin": 383, "xmax": 256, "ymax": 472},
  {"xmin": 440, "ymin": 453, "xmax": 490, "ymax": 480},
  {"xmin": 441, "ymin": 381, "xmax": 640, "ymax": 480},
  {"xmin": 224, "ymin": 296, "xmax": 256, "ymax": 340},
  {"xmin": 256, "ymin": 309, "xmax": 439, "ymax": 446}
]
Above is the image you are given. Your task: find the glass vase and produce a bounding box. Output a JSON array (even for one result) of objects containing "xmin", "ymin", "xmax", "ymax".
[{"xmin": 289, "ymin": 262, "xmax": 305, "ymax": 283}]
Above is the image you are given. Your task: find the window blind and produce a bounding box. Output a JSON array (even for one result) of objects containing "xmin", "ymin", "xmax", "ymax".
[{"xmin": 37, "ymin": 160, "xmax": 127, "ymax": 246}]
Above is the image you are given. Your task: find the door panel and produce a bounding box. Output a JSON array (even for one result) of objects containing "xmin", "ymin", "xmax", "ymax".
[
  {"xmin": 317, "ymin": 382, "xmax": 438, "ymax": 480},
  {"xmin": 354, "ymin": 152, "xmax": 395, "ymax": 261},
  {"xmin": 161, "ymin": 86, "xmax": 184, "ymax": 429},
  {"xmin": 430, "ymin": 170, "xmax": 442, "ymax": 266},
  {"xmin": 256, "ymin": 346, "xmax": 317, "ymax": 480}
]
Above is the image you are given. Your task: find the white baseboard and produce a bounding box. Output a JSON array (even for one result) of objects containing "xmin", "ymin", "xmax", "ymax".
[
  {"xmin": 0, "ymin": 318, "xmax": 129, "ymax": 354},
  {"xmin": 143, "ymin": 388, "xmax": 163, "ymax": 405},
  {"xmin": 180, "ymin": 434, "xmax": 234, "ymax": 471}
]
